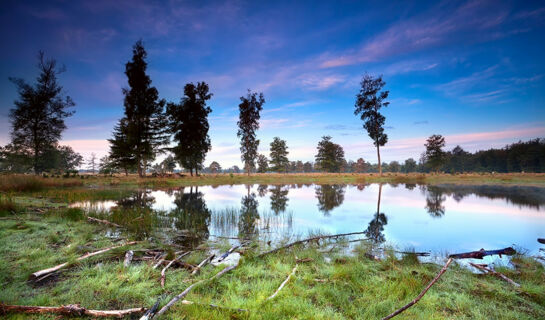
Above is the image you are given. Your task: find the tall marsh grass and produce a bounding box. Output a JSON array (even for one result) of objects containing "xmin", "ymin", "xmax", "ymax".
[{"xmin": 0, "ymin": 174, "xmax": 83, "ymax": 192}]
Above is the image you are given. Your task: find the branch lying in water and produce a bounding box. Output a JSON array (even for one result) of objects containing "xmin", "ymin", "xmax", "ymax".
[{"xmin": 448, "ymin": 247, "xmax": 516, "ymax": 259}]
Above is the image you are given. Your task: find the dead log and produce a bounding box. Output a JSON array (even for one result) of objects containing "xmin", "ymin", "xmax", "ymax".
[
  {"xmin": 382, "ymin": 258, "xmax": 453, "ymax": 320},
  {"xmin": 160, "ymin": 252, "xmax": 190, "ymax": 287},
  {"xmin": 124, "ymin": 250, "xmax": 134, "ymax": 267},
  {"xmin": 538, "ymin": 238, "xmax": 545, "ymax": 244},
  {"xmin": 258, "ymin": 231, "xmax": 367, "ymax": 258},
  {"xmin": 469, "ymin": 263, "xmax": 520, "ymax": 287},
  {"xmin": 266, "ymin": 264, "xmax": 298, "ymax": 300},
  {"xmin": 448, "ymin": 247, "xmax": 516, "ymax": 259},
  {"xmin": 0, "ymin": 303, "xmax": 146, "ymax": 318},
  {"xmin": 149, "ymin": 263, "xmax": 239, "ymax": 319},
  {"xmin": 87, "ymin": 216, "xmax": 122, "ymax": 228},
  {"xmin": 30, "ymin": 241, "xmax": 138, "ymax": 280},
  {"xmin": 191, "ymin": 254, "xmax": 215, "ymax": 275}
]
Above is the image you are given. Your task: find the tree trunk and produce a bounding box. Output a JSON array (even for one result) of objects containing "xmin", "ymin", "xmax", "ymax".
[
  {"xmin": 124, "ymin": 168, "xmax": 128, "ymax": 176},
  {"xmin": 377, "ymin": 183, "xmax": 382, "ymax": 213},
  {"xmin": 376, "ymin": 142, "xmax": 382, "ymax": 176}
]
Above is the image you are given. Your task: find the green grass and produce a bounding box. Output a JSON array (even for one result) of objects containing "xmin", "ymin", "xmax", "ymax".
[{"xmin": 0, "ymin": 213, "xmax": 543, "ymax": 319}]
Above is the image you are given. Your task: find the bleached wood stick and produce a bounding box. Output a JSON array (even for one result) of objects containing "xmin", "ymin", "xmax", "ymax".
[
  {"xmin": 191, "ymin": 254, "xmax": 215, "ymax": 275},
  {"xmin": 469, "ymin": 262, "xmax": 520, "ymax": 287},
  {"xmin": 266, "ymin": 264, "xmax": 298, "ymax": 300},
  {"xmin": 124, "ymin": 250, "xmax": 134, "ymax": 267}
]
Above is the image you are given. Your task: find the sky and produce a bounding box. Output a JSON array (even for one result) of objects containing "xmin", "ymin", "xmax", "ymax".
[{"xmin": 0, "ymin": 0, "xmax": 544, "ymax": 168}]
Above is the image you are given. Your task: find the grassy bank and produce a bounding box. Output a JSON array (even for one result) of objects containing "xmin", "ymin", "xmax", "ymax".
[{"xmin": 0, "ymin": 212, "xmax": 544, "ymax": 319}]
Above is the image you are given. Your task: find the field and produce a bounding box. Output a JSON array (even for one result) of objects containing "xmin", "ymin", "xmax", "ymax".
[{"xmin": 0, "ymin": 172, "xmax": 544, "ymax": 319}]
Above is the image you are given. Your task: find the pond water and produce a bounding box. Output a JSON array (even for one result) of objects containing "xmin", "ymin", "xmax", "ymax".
[{"xmin": 74, "ymin": 183, "xmax": 545, "ymax": 263}]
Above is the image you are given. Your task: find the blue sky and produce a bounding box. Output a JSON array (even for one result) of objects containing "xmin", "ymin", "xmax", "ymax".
[{"xmin": 1, "ymin": 0, "xmax": 544, "ymax": 167}]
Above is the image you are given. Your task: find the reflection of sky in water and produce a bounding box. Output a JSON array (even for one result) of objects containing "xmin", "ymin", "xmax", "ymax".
[{"xmin": 77, "ymin": 184, "xmax": 545, "ymax": 259}]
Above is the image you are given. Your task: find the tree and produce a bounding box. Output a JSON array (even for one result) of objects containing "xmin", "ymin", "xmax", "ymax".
[
  {"xmin": 42, "ymin": 145, "xmax": 83, "ymax": 173},
  {"xmin": 209, "ymin": 161, "xmax": 221, "ymax": 173},
  {"xmin": 161, "ymin": 155, "xmax": 177, "ymax": 173},
  {"xmin": 117, "ymin": 40, "xmax": 169, "ymax": 177},
  {"xmin": 402, "ymin": 158, "xmax": 417, "ymax": 173},
  {"xmin": 231, "ymin": 165, "xmax": 240, "ymax": 173},
  {"xmin": 269, "ymin": 185, "xmax": 289, "ymax": 214},
  {"xmin": 237, "ymin": 90, "xmax": 265, "ymax": 175},
  {"xmin": 98, "ymin": 155, "xmax": 116, "ymax": 175},
  {"xmin": 167, "ymin": 82, "xmax": 213, "ymax": 176},
  {"xmin": 354, "ymin": 74, "xmax": 389, "ymax": 175},
  {"xmin": 303, "ymin": 161, "xmax": 313, "ymax": 172},
  {"xmin": 315, "ymin": 184, "xmax": 345, "ymax": 215},
  {"xmin": 425, "ymin": 134, "xmax": 446, "ymax": 172},
  {"xmin": 257, "ymin": 154, "xmax": 269, "ymax": 173},
  {"xmin": 8, "ymin": 51, "xmax": 75, "ymax": 174},
  {"xmin": 354, "ymin": 158, "xmax": 367, "ymax": 173},
  {"xmin": 87, "ymin": 153, "xmax": 97, "ymax": 174},
  {"xmin": 315, "ymin": 136, "xmax": 345, "ymax": 172},
  {"xmin": 108, "ymin": 118, "xmax": 136, "ymax": 175},
  {"xmin": 0, "ymin": 144, "xmax": 33, "ymax": 173},
  {"xmin": 389, "ymin": 160, "xmax": 400, "ymax": 173},
  {"xmin": 295, "ymin": 160, "xmax": 304, "ymax": 173},
  {"xmin": 269, "ymin": 137, "xmax": 289, "ymax": 172}
]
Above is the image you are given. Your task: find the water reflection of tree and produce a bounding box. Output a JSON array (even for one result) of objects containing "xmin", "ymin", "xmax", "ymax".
[
  {"xmin": 315, "ymin": 184, "xmax": 346, "ymax": 215},
  {"xmin": 117, "ymin": 190, "xmax": 155, "ymax": 209},
  {"xmin": 365, "ymin": 184, "xmax": 388, "ymax": 244},
  {"xmin": 169, "ymin": 186, "xmax": 211, "ymax": 247},
  {"xmin": 257, "ymin": 184, "xmax": 268, "ymax": 197},
  {"xmin": 270, "ymin": 185, "xmax": 289, "ymax": 214},
  {"xmin": 425, "ymin": 186, "xmax": 446, "ymax": 218},
  {"xmin": 239, "ymin": 186, "xmax": 260, "ymax": 237}
]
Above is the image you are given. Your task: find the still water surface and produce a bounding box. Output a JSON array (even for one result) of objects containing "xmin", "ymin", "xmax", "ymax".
[{"xmin": 75, "ymin": 183, "xmax": 545, "ymax": 259}]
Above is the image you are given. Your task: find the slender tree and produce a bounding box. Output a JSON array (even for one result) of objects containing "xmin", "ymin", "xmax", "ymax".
[
  {"xmin": 119, "ymin": 40, "xmax": 168, "ymax": 177},
  {"xmin": 167, "ymin": 82, "xmax": 213, "ymax": 176},
  {"xmin": 354, "ymin": 74, "xmax": 389, "ymax": 175},
  {"xmin": 257, "ymin": 154, "xmax": 269, "ymax": 173},
  {"xmin": 237, "ymin": 90, "xmax": 265, "ymax": 175},
  {"xmin": 315, "ymin": 136, "xmax": 345, "ymax": 172},
  {"xmin": 8, "ymin": 51, "xmax": 75, "ymax": 174},
  {"xmin": 269, "ymin": 137, "xmax": 289, "ymax": 172},
  {"xmin": 87, "ymin": 153, "xmax": 97, "ymax": 174},
  {"xmin": 425, "ymin": 134, "xmax": 446, "ymax": 173}
]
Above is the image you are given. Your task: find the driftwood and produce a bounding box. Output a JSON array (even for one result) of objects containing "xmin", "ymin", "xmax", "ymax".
[
  {"xmin": 152, "ymin": 254, "xmax": 167, "ymax": 269},
  {"xmin": 258, "ymin": 231, "xmax": 366, "ymax": 258},
  {"xmin": 382, "ymin": 258, "xmax": 453, "ymax": 320},
  {"xmin": 124, "ymin": 250, "xmax": 134, "ymax": 267},
  {"xmin": 87, "ymin": 216, "xmax": 122, "ymax": 228},
  {"xmin": 469, "ymin": 263, "xmax": 520, "ymax": 287},
  {"xmin": 217, "ymin": 244, "xmax": 241, "ymax": 263},
  {"xmin": 266, "ymin": 264, "xmax": 298, "ymax": 300},
  {"xmin": 149, "ymin": 263, "xmax": 239, "ymax": 319},
  {"xmin": 139, "ymin": 299, "xmax": 160, "ymax": 320},
  {"xmin": 0, "ymin": 303, "xmax": 145, "ymax": 318},
  {"xmin": 448, "ymin": 247, "xmax": 516, "ymax": 259},
  {"xmin": 180, "ymin": 300, "xmax": 248, "ymax": 312},
  {"xmin": 30, "ymin": 241, "xmax": 138, "ymax": 280},
  {"xmin": 191, "ymin": 254, "xmax": 215, "ymax": 275},
  {"xmin": 160, "ymin": 252, "xmax": 190, "ymax": 287},
  {"xmin": 538, "ymin": 238, "xmax": 545, "ymax": 244}
]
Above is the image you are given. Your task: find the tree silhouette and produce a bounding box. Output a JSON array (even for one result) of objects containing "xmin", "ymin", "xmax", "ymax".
[
  {"xmin": 8, "ymin": 51, "xmax": 75, "ymax": 174},
  {"xmin": 425, "ymin": 134, "xmax": 446, "ymax": 173},
  {"xmin": 315, "ymin": 136, "xmax": 345, "ymax": 172},
  {"xmin": 315, "ymin": 184, "xmax": 346, "ymax": 215},
  {"xmin": 365, "ymin": 184, "xmax": 388, "ymax": 244},
  {"xmin": 269, "ymin": 185, "xmax": 289, "ymax": 214},
  {"xmin": 108, "ymin": 118, "xmax": 136, "ymax": 175},
  {"xmin": 237, "ymin": 90, "xmax": 265, "ymax": 175},
  {"xmin": 239, "ymin": 187, "xmax": 260, "ymax": 237},
  {"xmin": 354, "ymin": 74, "xmax": 389, "ymax": 176},
  {"xmin": 269, "ymin": 137, "xmax": 289, "ymax": 172},
  {"xmin": 167, "ymin": 82, "xmax": 212, "ymax": 176},
  {"xmin": 171, "ymin": 186, "xmax": 211, "ymax": 248}
]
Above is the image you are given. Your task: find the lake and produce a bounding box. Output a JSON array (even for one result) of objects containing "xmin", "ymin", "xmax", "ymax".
[{"xmin": 74, "ymin": 183, "xmax": 545, "ymax": 263}]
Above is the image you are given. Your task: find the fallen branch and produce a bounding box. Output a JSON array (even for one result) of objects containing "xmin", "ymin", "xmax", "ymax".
[
  {"xmin": 30, "ymin": 241, "xmax": 138, "ymax": 280},
  {"xmin": 0, "ymin": 303, "xmax": 145, "ymax": 318},
  {"xmin": 160, "ymin": 252, "xmax": 190, "ymax": 287},
  {"xmin": 87, "ymin": 216, "xmax": 122, "ymax": 228},
  {"xmin": 152, "ymin": 254, "xmax": 167, "ymax": 269},
  {"xmin": 216, "ymin": 244, "xmax": 241, "ymax": 263},
  {"xmin": 395, "ymin": 251, "xmax": 430, "ymax": 257},
  {"xmin": 191, "ymin": 254, "xmax": 215, "ymax": 275},
  {"xmin": 258, "ymin": 231, "xmax": 366, "ymax": 258},
  {"xmin": 266, "ymin": 264, "xmax": 298, "ymax": 300},
  {"xmin": 382, "ymin": 258, "xmax": 453, "ymax": 320},
  {"xmin": 448, "ymin": 247, "xmax": 516, "ymax": 259},
  {"xmin": 124, "ymin": 250, "xmax": 134, "ymax": 267},
  {"xmin": 150, "ymin": 263, "xmax": 239, "ymax": 319},
  {"xmin": 469, "ymin": 263, "xmax": 520, "ymax": 287},
  {"xmin": 296, "ymin": 257, "xmax": 314, "ymax": 264}
]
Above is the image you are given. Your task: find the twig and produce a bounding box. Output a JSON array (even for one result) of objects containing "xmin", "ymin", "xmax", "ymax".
[
  {"xmin": 0, "ymin": 303, "xmax": 145, "ymax": 318},
  {"xmin": 191, "ymin": 254, "xmax": 215, "ymax": 275},
  {"xmin": 160, "ymin": 252, "xmax": 190, "ymax": 287},
  {"xmin": 469, "ymin": 263, "xmax": 520, "ymax": 287},
  {"xmin": 382, "ymin": 258, "xmax": 453, "ymax": 320},
  {"xmin": 30, "ymin": 241, "xmax": 138, "ymax": 280},
  {"xmin": 258, "ymin": 231, "xmax": 366, "ymax": 257},
  {"xmin": 87, "ymin": 216, "xmax": 122, "ymax": 228},
  {"xmin": 266, "ymin": 264, "xmax": 298, "ymax": 300},
  {"xmin": 150, "ymin": 263, "xmax": 239, "ymax": 319},
  {"xmin": 152, "ymin": 254, "xmax": 167, "ymax": 269}
]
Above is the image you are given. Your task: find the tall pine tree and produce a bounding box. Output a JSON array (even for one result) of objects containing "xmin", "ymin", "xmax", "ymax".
[
  {"xmin": 167, "ymin": 82, "xmax": 212, "ymax": 176},
  {"xmin": 237, "ymin": 90, "xmax": 265, "ymax": 175},
  {"xmin": 111, "ymin": 40, "xmax": 168, "ymax": 177}
]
